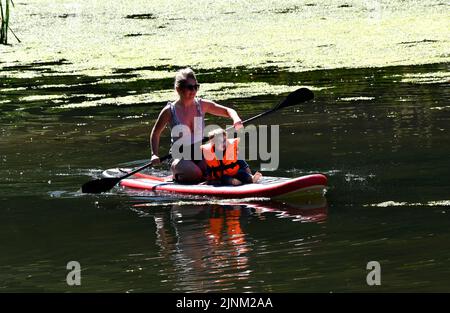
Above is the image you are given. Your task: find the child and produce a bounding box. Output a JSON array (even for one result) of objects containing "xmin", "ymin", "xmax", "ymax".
[{"xmin": 200, "ymin": 128, "xmax": 262, "ymax": 186}]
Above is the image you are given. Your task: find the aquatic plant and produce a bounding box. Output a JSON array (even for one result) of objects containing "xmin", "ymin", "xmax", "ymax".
[
  {"xmin": 0, "ymin": 0, "xmax": 9, "ymax": 44},
  {"xmin": 1, "ymin": 0, "xmax": 20, "ymax": 45}
]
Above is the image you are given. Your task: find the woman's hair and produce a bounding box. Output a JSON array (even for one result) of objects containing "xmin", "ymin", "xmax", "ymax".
[
  {"xmin": 208, "ymin": 128, "xmax": 226, "ymax": 140},
  {"xmin": 174, "ymin": 67, "xmax": 197, "ymax": 88}
]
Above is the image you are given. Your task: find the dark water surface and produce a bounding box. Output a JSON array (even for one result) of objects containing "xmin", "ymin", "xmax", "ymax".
[{"xmin": 1, "ymin": 62, "xmax": 449, "ymax": 292}]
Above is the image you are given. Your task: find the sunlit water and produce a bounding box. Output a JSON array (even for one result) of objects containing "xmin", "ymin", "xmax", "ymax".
[
  {"xmin": 0, "ymin": 0, "xmax": 449, "ymax": 292},
  {"xmin": 2, "ymin": 1, "xmax": 449, "ymax": 74}
]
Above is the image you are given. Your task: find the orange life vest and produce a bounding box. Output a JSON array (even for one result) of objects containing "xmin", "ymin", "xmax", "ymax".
[{"xmin": 200, "ymin": 138, "xmax": 240, "ymax": 179}]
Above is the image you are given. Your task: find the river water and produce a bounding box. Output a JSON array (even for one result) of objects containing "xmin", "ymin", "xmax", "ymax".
[{"xmin": 1, "ymin": 0, "xmax": 449, "ymax": 292}]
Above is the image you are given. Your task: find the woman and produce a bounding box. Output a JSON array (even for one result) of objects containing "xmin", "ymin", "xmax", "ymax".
[{"xmin": 150, "ymin": 68, "xmax": 243, "ymax": 183}]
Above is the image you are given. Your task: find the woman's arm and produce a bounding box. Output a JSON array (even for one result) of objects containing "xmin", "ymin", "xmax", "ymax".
[
  {"xmin": 150, "ymin": 105, "xmax": 171, "ymax": 163},
  {"xmin": 201, "ymin": 99, "xmax": 243, "ymax": 129}
]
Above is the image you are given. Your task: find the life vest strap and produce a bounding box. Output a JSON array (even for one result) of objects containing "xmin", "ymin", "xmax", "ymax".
[{"xmin": 209, "ymin": 161, "xmax": 239, "ymax": 176}]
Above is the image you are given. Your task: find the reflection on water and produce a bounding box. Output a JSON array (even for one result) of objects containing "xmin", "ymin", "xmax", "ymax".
[{"xmin": 131, "ymin": 197, "xmax": 327, "ymax": 292}]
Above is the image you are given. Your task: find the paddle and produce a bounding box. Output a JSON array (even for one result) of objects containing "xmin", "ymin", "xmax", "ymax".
[{"xmin": 81, "ymin": 87, "xmax": 314, "ymax": 193}]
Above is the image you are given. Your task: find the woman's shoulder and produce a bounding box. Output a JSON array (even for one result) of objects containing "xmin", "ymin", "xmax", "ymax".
[
  {"xmin": 164, "ymin": 99, "xmax": 179, "ymax": 109},
  {"xmin": 198, "ymin": 98, "xmax": 214, "ymax": 105},
  {"xmin": 158, "ymin": 103, "xmax": 173, "ymax": 118},
  {"xmin": 198, "ymin": 98, "xmax": 216, "ymax": 111}
]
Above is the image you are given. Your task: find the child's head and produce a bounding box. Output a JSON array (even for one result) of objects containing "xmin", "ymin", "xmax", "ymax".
[{"xmin": 208, "ymin": 128, "xmax": 227, "ymax": 151}]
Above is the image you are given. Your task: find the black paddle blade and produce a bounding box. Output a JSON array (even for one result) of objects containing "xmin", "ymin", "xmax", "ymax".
[
  {"xmin": 81, "ymin": 177, "xmax": 120, "ymax": 194},
  {"xmin": 277, "ymin": 87, "xmax": 314, "ymax": 110}
]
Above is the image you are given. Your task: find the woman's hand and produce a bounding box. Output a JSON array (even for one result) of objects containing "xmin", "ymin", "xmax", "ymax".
[
  {"xmin": 233, "ymin": 120, "xmax": 243, "ymax": 130},
  {"xmin": 151, "ymin": 154, "xmax": 161, "ymax": 165}
]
